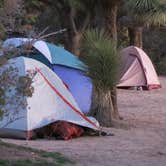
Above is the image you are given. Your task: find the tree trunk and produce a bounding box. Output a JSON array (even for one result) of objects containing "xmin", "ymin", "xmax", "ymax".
[
  {"xmin": 89, "ymin": 86, "xmax": 119, "ymax": 127},
  {"xmin": 61, "ymin": 6, "xmax": 73, "ymax": 52},
  {"xmin": 72, "ymin": 32, "xmax": 82, "ymax": 56},
  {"xmin": 103, "ymin": 4, "xmax": 120, "ymax": 122},
  {"xmin": 128, "ymin": 27, "xmax": 143, "ymax": 48},
  {"xmin": 111, "ymin": 87, "xmax": 120, "ymax": 119},
  {"xmin": 105, "ymin": 4, "xmax": 118, "ymax": 45}
]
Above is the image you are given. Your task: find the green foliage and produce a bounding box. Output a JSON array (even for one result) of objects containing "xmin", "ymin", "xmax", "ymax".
[
  {"xmin": 0, "ymin": 0, "xmax": 25, "ymax": 33},
  {"xmin": 143, "ymin": 28, "xmax": 166, "ymax": 74},
  {"xmin": 24, "ymin": 0, "xmax": 45, "ymax": 10},
  {"xmin": 29, "ymin": 0, "xmax": 44, "ymax": 9},
  {"xmin": 23, "ymin": 0, "xmax": 45, "ymax": 26},
  {"xmin": 0, "ymin": 141, "xmax": 74, "ymax": 166},
  {"xmin": 117, "ymin": 26, "xmax": 129, "ymax": 48},
  {"xmin": 81, "ymin": 29, "xmax": 119, "ymax": 91},
  {"xmin": 0, "ymin": 87, "xmax": 5, "ymax": 106},
  {"xmin": 17, "ymin": 75, "xmax": 34, "ymax": 97},
  {"xmin": 23, "ymin": 14, "xmax": 38, "ymax": 25},
  {"xmin": 41, "ymin": 152, "xmax": 73, "ymax": 165},
  {"xmin": 68, "ymin": 0, "xmax": 96, "ymax": 12},
  {"xmin": 125, "ymin": 0, "xmax": 166, "ymax": 26},
  {"xmin": 0, "ymin": 160, "xmax": 54, "ymax": 166},
  {"xmin": 0, "ymin": 0, "xmax": 42, "ymax": 38},
  {"xmin": 0, "ymin": 159, "xmax": 73, "ymax": 166},
  {"xmin": 0, "ymin": 23, "xmax": 5, "ymax": 39}
]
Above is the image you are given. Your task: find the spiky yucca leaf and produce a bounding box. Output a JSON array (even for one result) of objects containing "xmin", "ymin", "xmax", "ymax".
[
  {"xmin": 81, "ymin": 29, "xmax": 119, "ymax": 91},
  {"xmin": 147, "ymin": 3, "xmax": 166, "ymax": 25},
  {"xmin": 126, "ymin": 0, "xmax": 166, "ymax": 26}
]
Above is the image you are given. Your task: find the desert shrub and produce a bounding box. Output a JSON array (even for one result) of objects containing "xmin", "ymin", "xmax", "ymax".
[{"xmin": 0, "ymin": 62, "xmax": 35, "ymax": 127}]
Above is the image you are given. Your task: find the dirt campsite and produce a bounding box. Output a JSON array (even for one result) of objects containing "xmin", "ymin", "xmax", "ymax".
[{"xmin": 1, "ymin": 76, "xmax": 166, "ymax": 166}]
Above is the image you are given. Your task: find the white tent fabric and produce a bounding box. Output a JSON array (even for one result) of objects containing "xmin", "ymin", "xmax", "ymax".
[
  {"xmin": 135, "ymin": 47, "xmax": 159, "ymax": 86},
  {"xmin": 33, "ymin": 40, "xmax": 52, "ymax": 62},
  {"xmin": 0, "ymin": 57, "xmax": 99, "ymax": 138}
]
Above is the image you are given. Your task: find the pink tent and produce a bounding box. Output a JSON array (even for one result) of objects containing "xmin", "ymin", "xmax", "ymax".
[{"xmin": 117, "ymin": 46, "xmax": 161, "ymax": 90}]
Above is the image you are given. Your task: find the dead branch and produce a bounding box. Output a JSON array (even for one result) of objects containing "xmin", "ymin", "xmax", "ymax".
[{"xmin": 37, "ymin": 29, "xmax": 67, "ymax": 40}]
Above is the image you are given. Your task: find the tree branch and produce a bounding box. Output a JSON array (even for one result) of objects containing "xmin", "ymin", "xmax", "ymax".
[
  {"xmin": 37, "ymin": 29, "xmax": 67, "ymax": 40},
  {"xmin": 69, "ymin": 7, "xmax": 78, "ymax": 34},
  {"xmin": 2, "ymin": 116, "xmax": 25, "ymax": 128},
  {"xmin": 81, "ymin": 13, "xmax": 90, "ymax": 33}
]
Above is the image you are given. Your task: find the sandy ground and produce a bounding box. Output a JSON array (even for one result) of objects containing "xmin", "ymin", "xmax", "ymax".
[{"xmin": 2, "ymin": 77, "xmax": 166, "ymax": 166}]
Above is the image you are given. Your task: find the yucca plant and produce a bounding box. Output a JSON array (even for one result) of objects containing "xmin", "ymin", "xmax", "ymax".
[
  {"xmin": 125, "ymin": 0, "xmax": 166, "ymax": 48},
  {"xmin": 81, "ymin": 29, "xmax": 120, "ymax": 126}
]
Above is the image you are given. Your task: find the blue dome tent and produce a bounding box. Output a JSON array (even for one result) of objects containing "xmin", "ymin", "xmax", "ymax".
[
  {"xmin": 52, "ymin": 65, "xmax": 92, "ymax": 113},
  {"xmin": 3, "ymin": 38, "xmax": 92, "ymax": 113}
]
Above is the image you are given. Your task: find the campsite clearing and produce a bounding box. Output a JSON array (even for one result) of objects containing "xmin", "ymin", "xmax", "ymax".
[{"xmin": 1, "ymin": 76, "xmax": 166, "ymax": 166}]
